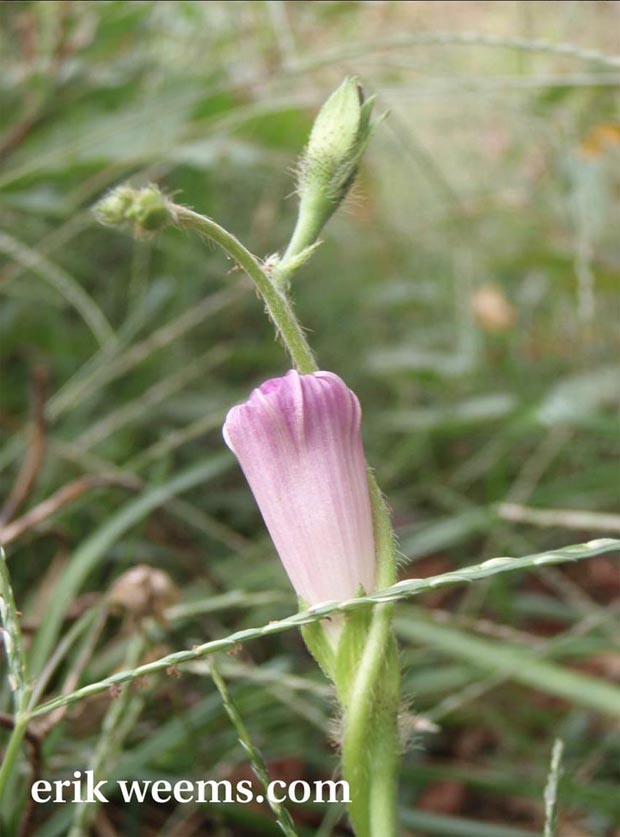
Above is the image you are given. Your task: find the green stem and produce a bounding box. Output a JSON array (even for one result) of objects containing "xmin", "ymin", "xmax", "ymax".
[
  {"xmin": 171, "ymin": 205, "xmax": 318, "ymax": 374},
  {"xmin": 282, "ymin": 195, "xmax": 323, "ymax": 262},
  {"xmin": 0, "ymin": 715, "xmax": 28, "ymax": 805},
  {"xmin": 340, "ymin": 477, "xmax": 400, "ymax": 836},
  {"xmin": 273, "ymin": 189, "xmax": 327, "ymax": 288},
  {"xmin": 368, "ymin": 696, "xmax": 400, "ymax": 837},
  {"xmin": 341, "ymin": 606, "xmax": 399, "ymax": 837}
]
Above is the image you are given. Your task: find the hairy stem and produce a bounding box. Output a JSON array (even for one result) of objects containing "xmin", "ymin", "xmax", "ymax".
[
  {"xmin": 339, "ymin": 476, "xmax": 400, "ymax": 836},
  {"xmin": 341, "ymin": 606, "xmax": 399, "ymax": 837},
  {"xmin": 171, "ymin": 204, "xmax": 318, "ymax": 374}
]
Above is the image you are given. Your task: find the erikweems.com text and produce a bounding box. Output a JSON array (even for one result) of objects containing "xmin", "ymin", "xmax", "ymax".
[{"xmin": 31, "ymin": 771, "xmax": 350, "ymax": 806}]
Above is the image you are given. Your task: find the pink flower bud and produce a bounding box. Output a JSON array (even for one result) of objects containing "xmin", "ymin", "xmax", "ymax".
[{"xmin": 223, "ymin": 371, "xmax": 376, "ymax": 608}]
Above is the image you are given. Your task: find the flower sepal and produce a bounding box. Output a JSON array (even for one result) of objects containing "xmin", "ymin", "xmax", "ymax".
[
  {"xmin": 299, "ymin": 601, "xmax": 337, "ymax": 681},
  {"xmin": 299, "ymin": 588, "xmax": 373, "ymax": 689}
]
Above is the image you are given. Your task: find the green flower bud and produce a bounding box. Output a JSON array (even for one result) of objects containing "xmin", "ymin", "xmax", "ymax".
[
  {"xmin": 94, "ymin": 184, "xmax": 173, "ymax": 234},
  {"xmin": 300, "ymin": 77, "xmax": 373, "ymax": 206},
  {"xmin": 274, "ymin": 78, "xmax": 376, "ymax": 288},
  {"xmin": 124, "ymin": 185, "xmax": 171, "ymax": 232},
  {"xmin": 94, "ymin": 185, "xmax": 135, "ymax": 226}
]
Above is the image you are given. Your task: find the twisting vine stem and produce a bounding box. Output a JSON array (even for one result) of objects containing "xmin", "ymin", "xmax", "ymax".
[{"xmin": 171, "ymin": 205, "xmax": 318, "ymax": 375}]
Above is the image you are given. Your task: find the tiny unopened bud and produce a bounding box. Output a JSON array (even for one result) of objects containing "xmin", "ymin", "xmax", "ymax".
[
  {"xmin": 94, "ymin": 186, "xmax": 135, "ymax": 226},
  {"xmin": 300, "ymin": 77, "xmax": 373, "ymax": 203},
  {"xmin": 276, "ymin": 78, "xmax": 376, "ymax": 285},
  {"xmin": 109, "ymin": 564, "xmax": 179, "ymax": 622},
  {"xmin": 94, "ymin": 184, "xmax": 173, "ymax": 234}
]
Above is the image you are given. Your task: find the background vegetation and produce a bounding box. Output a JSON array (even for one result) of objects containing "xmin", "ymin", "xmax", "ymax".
[{"xmin": 1, "ymin": 2, "xmax": 619, "ymax": 835}]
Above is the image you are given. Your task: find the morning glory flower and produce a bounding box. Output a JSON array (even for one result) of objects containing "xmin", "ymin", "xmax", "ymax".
[{"xmin": 223, "ymin": 370, "xmax": 376, "ymax": 611}]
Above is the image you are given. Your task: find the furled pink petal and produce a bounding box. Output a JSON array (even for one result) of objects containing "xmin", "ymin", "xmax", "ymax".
[{"xmin": 223, "ymin": 370, "xmax": 376, "ymax": 608}]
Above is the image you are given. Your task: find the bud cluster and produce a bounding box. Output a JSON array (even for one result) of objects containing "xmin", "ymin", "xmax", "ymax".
[{"xmin": 94, "ymin": 184, "xmax": 173, "ymax": 234}]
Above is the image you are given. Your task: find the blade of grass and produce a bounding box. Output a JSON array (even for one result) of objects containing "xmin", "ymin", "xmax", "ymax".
[
  {"xmin": 209, "ymin": 657, "xmax": 299, "ymax": 837},
  {"xmin": 67, "ymin": 632, "xmax": 147, "ymax": 837},
  {"xmin": 396, "ymin": 610, "xmax": 620, "ymax": 717},
  {"xmin": 0, "ymin": 547, "xmax": 31, "ymax": 810},
  {"xmin": 543, "ymin": 739, "xmax": 564, "ymax": 837},
  {"xmin": 400, "ymin": 808, "xmax": 538, "ymax": 837},
  {"xmin": 27, "ymin": 454, "xmax": 233, "ymax": 676},
  {"xmin": 29, "ymin": 538, "xmax": 620, "ymax": 718},
  {"xmin": 0, "ymin": 230, "xmax": 115, "ymax": 347},
  {"xmin": 47, "ymin": 283, "xmax": 244, "ymax": 420},
  {"xmin": 296, "ymin": 31, "xmax": 620, "ymax": 74},
  {"xmin": 72, "ymin": 345, "xmax": 229, "ymax": 451}
]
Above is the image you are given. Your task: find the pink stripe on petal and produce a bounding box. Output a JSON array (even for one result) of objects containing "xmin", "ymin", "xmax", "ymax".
[{"xmin": 223, "ymin": 371, "xmax": 376, "ymax": 609}]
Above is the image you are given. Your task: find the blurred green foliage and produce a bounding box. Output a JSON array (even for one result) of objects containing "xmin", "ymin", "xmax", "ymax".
[{"xmin": 1, "ymin": 2, "xmax": 619, "ymax": 835}]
